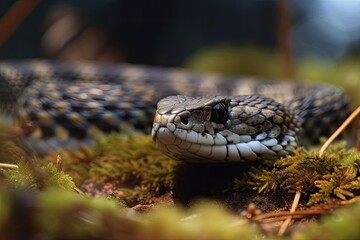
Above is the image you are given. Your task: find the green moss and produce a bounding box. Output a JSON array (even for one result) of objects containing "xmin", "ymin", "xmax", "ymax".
[
  {"xmin": 36, "ymin": 189, "xmax": 122, "ymax": 239},
  {"xmin": 44, "ymin": 134, "xmax": 177, "ymax": 205},
  {"xmin": 235, "ymin": 142, "xmax": 360, "ymax": 205},
  {"xmin": 0, "ymin": 189, "xmax": 261, "ymax": 239},
  {"xmin": 3, "ymin": 187, "xmax": 360, "ymax": 239},
  {"xmin": 2, "ymin": 133, "xmax": 360, "ymax": 238},
  {"xmin": 141, "ymin": 201, "xmax": 258, "ymax": 240},
  {"xmin": 0, "ymin": 192, "xmax": 10, "ymax": 229},
  {"xmin": 88, "ymin": 134, "xmax": 176, "ymax": 203},
  {"xmin": 3, "ymin": 159, "xmax": 75, "ymax": 191}
]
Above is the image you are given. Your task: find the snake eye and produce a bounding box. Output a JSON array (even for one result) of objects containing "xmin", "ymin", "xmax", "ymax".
[
  {"xmin": 210, "ymin": 103, "xmax": 228, "ymax": 124},
  {"xmin": 180, "ymin": 116, "xmax": 189, "ymax": 125}
]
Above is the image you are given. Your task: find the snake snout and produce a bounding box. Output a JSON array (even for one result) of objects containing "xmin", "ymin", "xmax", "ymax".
[{"xmin": 151, "ymin": 95, "xmax": 231, "ymax": 162}]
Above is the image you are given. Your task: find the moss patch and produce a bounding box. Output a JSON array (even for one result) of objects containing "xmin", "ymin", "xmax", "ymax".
[
  {"xmin": 233, "ymin": 142, "xmax": 360, "ymax": 205},
  {"xmin": 43, "ymin": 134, "xmax": 177, "ymax": 205},
  {"xmin": 2, "ymin": 133, "xmax": 360, "ymax": 238}
]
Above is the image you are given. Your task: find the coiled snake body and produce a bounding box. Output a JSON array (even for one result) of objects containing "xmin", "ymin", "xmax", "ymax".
[{"xmin": 0, "ymin": 60, "xmax": 351, "ymax": 162}]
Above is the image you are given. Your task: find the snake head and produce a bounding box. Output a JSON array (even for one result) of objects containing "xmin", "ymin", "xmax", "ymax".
[{"xmin": 153, "ymin": 95, "xmax": 301, "ymax": 162}]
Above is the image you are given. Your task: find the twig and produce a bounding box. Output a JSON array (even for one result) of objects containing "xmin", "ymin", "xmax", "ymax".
[
  {"xmin": 277, "ymin": 0, "xmax": 295, "ymax": 79},
  {"xmin": 278, "ymin": 189, "xmax": 302, "ymax": 236},
  {"xmin": 252, "ymin": 208, "xmax": 330, "ymax": 221},
  {"xmin": 0, "ymin": 163, "xmax": 19, "ymax": 169},
  {"xmin": 340, "ymin": 196, "xmax": 360, "ymax": 205},
  {"xmin": 74, "ymin": 186, "xmax": 85, "ymax": 194},
  {"xmin": 319, "ymin": 105, "xmax": 360, "ymax": 156},
  {"xmin": 56, "ymin": 155, "xmax": 62, "ymax": 172}
]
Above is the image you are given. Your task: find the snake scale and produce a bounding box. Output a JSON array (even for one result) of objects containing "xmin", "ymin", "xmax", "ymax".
[{"xmin": 0, "ymin": 60, "xmax": 351, "ymax": 162}]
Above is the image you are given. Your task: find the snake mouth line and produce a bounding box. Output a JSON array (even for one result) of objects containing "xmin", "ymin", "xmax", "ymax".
[{"xmin": 152, "ymin": 123, "xmax": 295, "ymax": 162}]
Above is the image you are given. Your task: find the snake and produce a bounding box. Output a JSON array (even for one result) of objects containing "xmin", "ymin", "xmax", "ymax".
[{"xmin": 0, "ymin": 60, "xmax": 351, "ymax": 162}]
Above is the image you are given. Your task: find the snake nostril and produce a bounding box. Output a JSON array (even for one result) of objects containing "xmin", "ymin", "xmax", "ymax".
[{"xmin": 180, "ymin": 117, "xmax": 189, "ymax": 125}]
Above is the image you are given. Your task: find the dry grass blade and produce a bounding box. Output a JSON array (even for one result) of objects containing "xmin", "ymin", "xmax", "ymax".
[
  {"xmin": 278, "ymin": 189, "xmax": 302, "ymax": 236},
  {"xmin": 320, "ymin": 106, "xmax": 360, "ymax": 156},
  {"xmin": 0, "ymin": 163, "xmax": 19, "ymax": 169}
]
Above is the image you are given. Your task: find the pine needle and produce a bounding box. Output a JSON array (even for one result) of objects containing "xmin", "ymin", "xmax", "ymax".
[
  {"xmin": 278, "ymin": 188, "xmax": 302, "ymax": 236},
  {"xmin": 0, "ymin": 162, "xmax": 18, "ymax": 169},
  {"xmin": 320, "ymin": 105, "xmax": 360, "ymax": 156}
]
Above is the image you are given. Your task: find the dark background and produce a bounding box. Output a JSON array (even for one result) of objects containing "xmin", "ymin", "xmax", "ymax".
[
  {"xmin": 0, "ymin": 0, "xmax": 277, "ymax": 65},
  {"xmin": 2, "ymin": 0, "xmax": 359, "ymax": 66}
]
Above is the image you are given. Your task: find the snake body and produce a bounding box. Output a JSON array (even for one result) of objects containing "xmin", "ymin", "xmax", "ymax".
[{"xmin": 0, "ymin": 60, "xmax": 351, "ymax": 161}]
